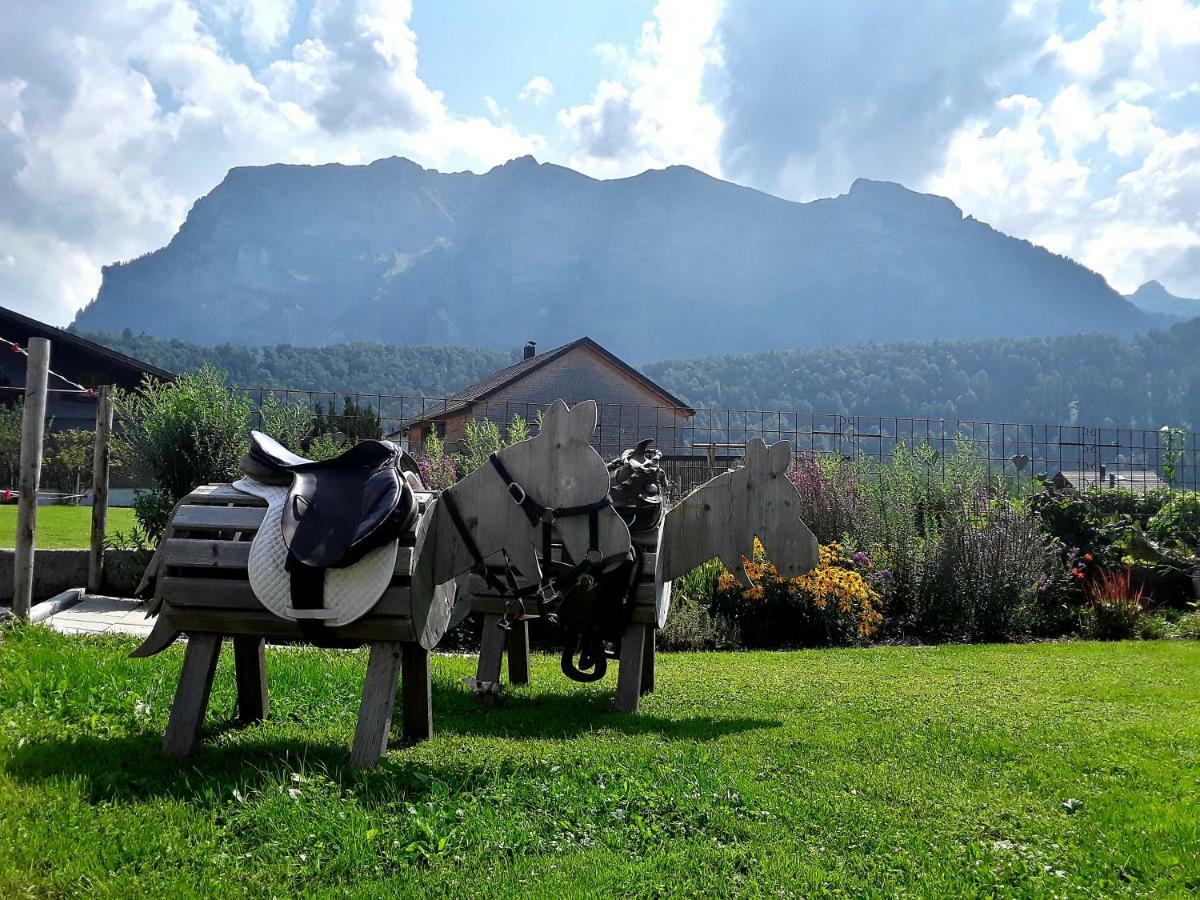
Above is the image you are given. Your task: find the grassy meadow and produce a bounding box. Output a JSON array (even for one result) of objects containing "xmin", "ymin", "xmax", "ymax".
[
  {"xmin": 1, "ymin": 628, "xmax": 1197, "ymax": 896},
  {"xmin": 0, "ymin": 505, "xmax": 136, "ymax": 549}
]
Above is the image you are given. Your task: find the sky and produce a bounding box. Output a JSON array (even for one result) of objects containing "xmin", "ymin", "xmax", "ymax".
[{"xmin": 1, "ymin": 0, "xmax": 1198, "ymax": 326}]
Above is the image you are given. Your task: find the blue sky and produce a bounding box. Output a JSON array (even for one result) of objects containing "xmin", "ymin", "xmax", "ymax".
[{"xmin": 1, "ymin": 0, "xmax": 1198, "ymax": 326}]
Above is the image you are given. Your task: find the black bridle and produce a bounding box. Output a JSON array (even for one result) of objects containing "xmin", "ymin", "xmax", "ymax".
[{"xmin": 440, "ymin": 451, "xmax": 615, "ymax": 628}]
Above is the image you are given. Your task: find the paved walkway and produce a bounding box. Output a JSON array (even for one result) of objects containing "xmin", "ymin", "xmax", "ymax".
[{"xmin": 46, "ymin": 595, "xmax": 154, "ymax": 637}]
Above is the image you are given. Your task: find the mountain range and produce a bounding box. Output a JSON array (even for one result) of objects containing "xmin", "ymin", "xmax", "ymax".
[
  {"xmin": 73, "ymin": 156, "xmax": 1159, "ymax": 360},
  {"xmin": 1124, "ymin": 280, "xmax": 1200, "ymax": 322}
]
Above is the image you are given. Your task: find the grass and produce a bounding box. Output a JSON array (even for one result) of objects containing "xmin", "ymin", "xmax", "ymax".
[
  {"xmin": 0, "ymin": 628, "xmax": 1197, "ymax": 897},
  {"xmin": 0, "ymin": 504, "xmax": 136, "ymax": 549}
]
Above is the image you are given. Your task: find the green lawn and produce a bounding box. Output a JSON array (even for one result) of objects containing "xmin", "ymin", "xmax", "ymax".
[
  {"xmin": 0, "ymin": 504, "xmax": 136, "ymax": 549},
  {"xmin": 0, "ymin": 629, "xmax": 1197, "ymax": 897}
]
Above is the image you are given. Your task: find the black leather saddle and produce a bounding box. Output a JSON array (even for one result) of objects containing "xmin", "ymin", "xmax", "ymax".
[{"xmin": 241, "ymin": 431, "xmax": 423, "ymax": 629}]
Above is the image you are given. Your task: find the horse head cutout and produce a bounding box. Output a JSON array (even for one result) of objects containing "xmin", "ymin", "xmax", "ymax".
[
  {"xmin": 656, "ymin": 438, "xmax": 818, "ymax": 623},
  {"xmin": 411, "ymin": 399, "xmax": 632, "ymax": 605}
]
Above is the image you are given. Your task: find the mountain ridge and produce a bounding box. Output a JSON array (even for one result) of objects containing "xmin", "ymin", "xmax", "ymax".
[{"xmin": 73, "ymin": 156, "xmax": 1152, "ymax": 360}]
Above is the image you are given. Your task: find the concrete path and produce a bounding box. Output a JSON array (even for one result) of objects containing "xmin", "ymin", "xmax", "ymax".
[{"xmin": 46, "ymin": 595, "xmax": 154, "ymax": 637}]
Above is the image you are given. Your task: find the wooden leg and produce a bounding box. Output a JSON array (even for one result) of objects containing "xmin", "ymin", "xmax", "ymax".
[
  {"xmin": 400, "ymin": 643, "xmax": 433, "ymax": 743},
  {"xmin": 162, "ymin": 633, "xmax": 222, "ymax": 759},
  {"xmin": 640, "ymin": 626, "xmax": 655, "ymax": 695},
  {"xmin": 350, "ymin": 641, "xmax": 403, "ymax": 770},
  {"xmin": 505, "ymin": 620, "xmax": 530, "ymax": 686},
  {"xmin": 615, "ymin": 622, "xmax": 648, "ymax": 713},
  {"xmin": 477, "ymin": 614, "xmax": 505, "ymax": 685},
  {"xmin": 232, "ymin": 637, "xmax": 268, "ymax": 724}
]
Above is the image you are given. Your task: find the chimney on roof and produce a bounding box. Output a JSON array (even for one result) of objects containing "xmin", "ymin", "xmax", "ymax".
[{"xmin": 523, "ymin": 341, "xmax": 536, "ymax": 360}]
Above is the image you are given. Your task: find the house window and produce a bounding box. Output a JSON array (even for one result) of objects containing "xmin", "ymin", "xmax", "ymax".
[{"xmin": 435, "ymin": 422, "xmax": 447, "ymax": 439}]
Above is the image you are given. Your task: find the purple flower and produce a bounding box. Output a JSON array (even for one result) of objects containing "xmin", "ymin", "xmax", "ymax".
[
  {"xmin": 878, "ymin": 569, "xmax": 894, "ymax": 581},
  {"xmin": 852, "ymin": 551, "xmax": 870, "ymax": 566}
]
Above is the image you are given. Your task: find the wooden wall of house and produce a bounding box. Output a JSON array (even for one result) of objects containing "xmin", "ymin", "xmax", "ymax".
[{"xmin": 456, "ymin": 346, "xmax": 691, "ymax": 455}]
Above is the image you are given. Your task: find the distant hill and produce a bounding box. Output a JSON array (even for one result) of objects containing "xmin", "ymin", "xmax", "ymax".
[
  {"xmin": 72, "ymin": 156, "xmax": 1152, "ymax": 360},
  {"xmin": 86, "ymin": 324, "xmax": 1200, "ymax": 432},
  {"xmin": 1125, "ymin": 280, "xmax": 1200, "ymax": 322},
  {"xmin": 76, "ymin": 330, "xmax": 513, "ymax": 398},
  {"xmin": 644, "ymin": 320, "xmax": 1200, "ymax": 431}
]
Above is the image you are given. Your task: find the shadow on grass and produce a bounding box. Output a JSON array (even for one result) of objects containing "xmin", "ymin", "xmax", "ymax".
[
  {"xmin": 433, "ymin": 687, "xmax": 780, "ymax": 741},
  {"xmin": 3, "ymin": 688, "xmax": 778, "ymax": 805}
]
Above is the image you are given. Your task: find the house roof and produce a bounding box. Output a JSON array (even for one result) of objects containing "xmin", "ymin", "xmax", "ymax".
[
  {"xmin": 0, "ymin": 305, "xmax": 174, "ymax": 382},
  {"xmin": 1053, "ymin": 469, "xmax": 1169, "ymax": 491},
  {"xmin": 405, "ymin": 336, "xmax": 694, "ymax": 426}
]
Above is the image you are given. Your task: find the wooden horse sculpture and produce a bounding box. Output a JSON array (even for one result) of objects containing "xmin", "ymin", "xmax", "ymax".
[
  {"xmin": 412, "ymin": 398, "xmax": 633, "ymax": 683},
  {"xmin": 655, "ymin": 437, "xmax": 820, "ymax": 626}
]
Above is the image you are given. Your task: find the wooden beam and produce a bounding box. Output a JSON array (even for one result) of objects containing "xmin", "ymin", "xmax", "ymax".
[
  {"xmin": 476, "ymin": 613, "xmax": 505, "ymax": 685},
  {"xmin": 505, "ymin": 620, "xmax": 530, "ymax": 686},
  {"xmin": 400, "ymin": 643, "xmax": 433, "ymax": 742},
  {"xmin": 232, "ymin": 637, "xmax": 268, "ymax": 724},
  {"xmin": 87, "ymin": 385, "xmax": 114, "ymax": 594},
  {"xmin": 350, "ymin": 641, "xmax": 403, "ymax": 769},
  {"xmin": 162, "ymin": 633, "xmax": 222, "ymax": 758},
  {"xmin": 12, "ymin": 337, "xmax": 50, "ymax": 620},
  {"xmin": 615, "ymin": 621, "xmax": 648, "ymax": 713}
]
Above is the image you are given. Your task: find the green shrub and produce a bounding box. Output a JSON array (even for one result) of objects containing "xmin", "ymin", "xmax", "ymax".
[
  {"xmin": 1134, "ymin": 615, "xmax": 1170, "ymax": 640},
  {"xmin": 1147, "ymin": 492, "xmax": 1200, "ymax": 552},
  {"xmin": 1176, "ymin": 610, "xmax": 1200, "ymax": 639},
  {"xmin": 116, "ymin": 365, "xmax": 252, "ymax": 535}
]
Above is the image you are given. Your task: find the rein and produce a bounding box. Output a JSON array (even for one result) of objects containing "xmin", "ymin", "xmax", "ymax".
[{"xmin": 441, "ymin": 451, "xmax": 615, "ymax": 628}]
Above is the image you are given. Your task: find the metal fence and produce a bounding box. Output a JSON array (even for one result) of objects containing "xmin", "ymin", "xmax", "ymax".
[{"xmin": 242, "ymin": 387, "xmax": 1199, "ymax": 499}]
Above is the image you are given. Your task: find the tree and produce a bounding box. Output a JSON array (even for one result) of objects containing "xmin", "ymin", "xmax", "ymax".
[{"xmin": 116, "ymin": 365, "xmax": 252, "ymax": 535}]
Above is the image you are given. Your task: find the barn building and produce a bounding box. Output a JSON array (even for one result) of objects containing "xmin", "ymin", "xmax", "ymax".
[
  {"xmin": 403, "ymin": 337, "xmax": 694, "ymax": 456},
  {"xmin": 0, "ymin": 305, "xmax": 173, "ymax": 430}
]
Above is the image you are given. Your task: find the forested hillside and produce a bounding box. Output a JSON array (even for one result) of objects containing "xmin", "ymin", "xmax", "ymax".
[
  {"xmin": 79, "ymin": 329, "xmax": 513, "ymax": 397},
  {"xmin": 644, "ymin": 323, "xmax": 1200, "ymax": 430},
  {"xmin": 86, "ymin": 324, "xmax": 1200, "ymax": 431}
]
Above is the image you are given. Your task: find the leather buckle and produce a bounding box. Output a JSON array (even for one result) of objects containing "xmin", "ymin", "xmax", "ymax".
[
  {"xmin": 507, "ymin": 482, "xmax": 526, "ymax": 505},
  {"xmin": 540, "ymin": 508, "xmax": 556, "ymax": 525}
]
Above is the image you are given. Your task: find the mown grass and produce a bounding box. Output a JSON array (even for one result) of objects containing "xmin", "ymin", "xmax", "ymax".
[
  {"xmin": 0, "ymin": 627, "xmax": 1197, "ymax": 897},
  {"xmin": 0, "ymin": 505, "xmax": 136, "ymax": 549}
]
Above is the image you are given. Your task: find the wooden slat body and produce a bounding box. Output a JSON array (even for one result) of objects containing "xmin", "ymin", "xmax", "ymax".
[{"xmin": 149, "ymin": 482, "xmax": 435, "ymax": 650}]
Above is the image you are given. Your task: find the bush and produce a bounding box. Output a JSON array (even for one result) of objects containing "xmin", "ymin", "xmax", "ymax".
[
  {"xmin": 1081, "ymin": 568, "xmax": 1148, "ymax": 640},
  {"xmin": 711, "ymin": 541, "xmax": 883, "ymax": 648},
  {"xmin": 659, "ymin": 559, "xmax": 741, "ymax": 650},
  {"xmin": 1147, "ymin": 492, "xmax": 1200, "ymax": 552},
  {"xmin": 116, "ymin": 366, "xmax": 252, "ymax": 535}
]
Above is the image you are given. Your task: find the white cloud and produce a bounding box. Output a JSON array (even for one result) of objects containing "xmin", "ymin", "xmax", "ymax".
[
  {"xmin": 0, "ymin": 0, "xmax": 544, "ymax": 323},
  {"xmin": 558, "ymin": 0, "xmax": 725, "ymax": 178},
  {"xmin": 517, "ymin": 75, "xmax": 554, "ymax": 106}
]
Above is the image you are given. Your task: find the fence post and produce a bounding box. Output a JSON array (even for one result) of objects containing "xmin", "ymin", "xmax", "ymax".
[
  {"xmin": 12, "ymin": 337, "xmax": 50, "ymax": 620},
  {"xmin": 88, "ymin": 385, "xmax": 114, "ymax": 594}
]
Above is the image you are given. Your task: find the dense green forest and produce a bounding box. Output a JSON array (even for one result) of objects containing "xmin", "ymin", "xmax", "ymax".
[
  {"xmin": 644, "ymin": 322, "xmax": 1200, "ymax": 430},
  {"xmin": 83, "ymin": 322, "xmax": 1200, "ymax": 431},
  {"xmin": 79, "ymin": 329, "xmax": 514, "ymax": 397}
]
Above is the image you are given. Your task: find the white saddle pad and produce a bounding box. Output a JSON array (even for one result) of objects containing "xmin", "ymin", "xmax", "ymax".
[{"xmin": 235, "ymin": 477, "xmax": 400, "ymax": 627}]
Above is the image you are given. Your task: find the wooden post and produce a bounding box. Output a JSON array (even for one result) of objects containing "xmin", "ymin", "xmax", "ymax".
[
  {"xmin": 640, "ymin": 625, "xmax": 656, "ymax": 695},
  {"xmin": 232, "ymin": 636, "xmax": 268, "ymax": 724},
  {"xmin": 87, "ymin": 385, "xmax": 113, "ymax": 594},
  {"xmin": 162, "ymin": 633, "xmax": 222, "ymax": 758},
  {"xmin": 400, "ymin": 642, "xmax": 433, "ymax": 742},
  {"xmin": 615, "ymin": 621, "xmax": 648, "ymax": 713},
  {"xmin": 350, "ymin": 641, "xmax": 403, "ymax": 769},
  {"xmin": 12, "ymin": 337, "xmax": 50, "ymax": 620},
  {"xmin": 505, "ymin": 620, "xmax": 531, "ymax": 685},
  {"xmin": 476, "ymin": 613, "xmax": 506, "ymax": 685}
]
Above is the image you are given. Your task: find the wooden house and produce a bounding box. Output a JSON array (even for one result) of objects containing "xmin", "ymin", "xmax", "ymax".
[
  {"xmin": 403, "ymin": 337, "xmax": 694, "ymax": 456},
  {"xmin": 0, "ymin": 305, "xmax": 173, "ymax": 430}
]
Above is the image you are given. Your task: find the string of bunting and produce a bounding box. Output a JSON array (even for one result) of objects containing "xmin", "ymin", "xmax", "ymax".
[{"xmin": 0, "ymin": 334, "xmax": 95, "ymax": 395}]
